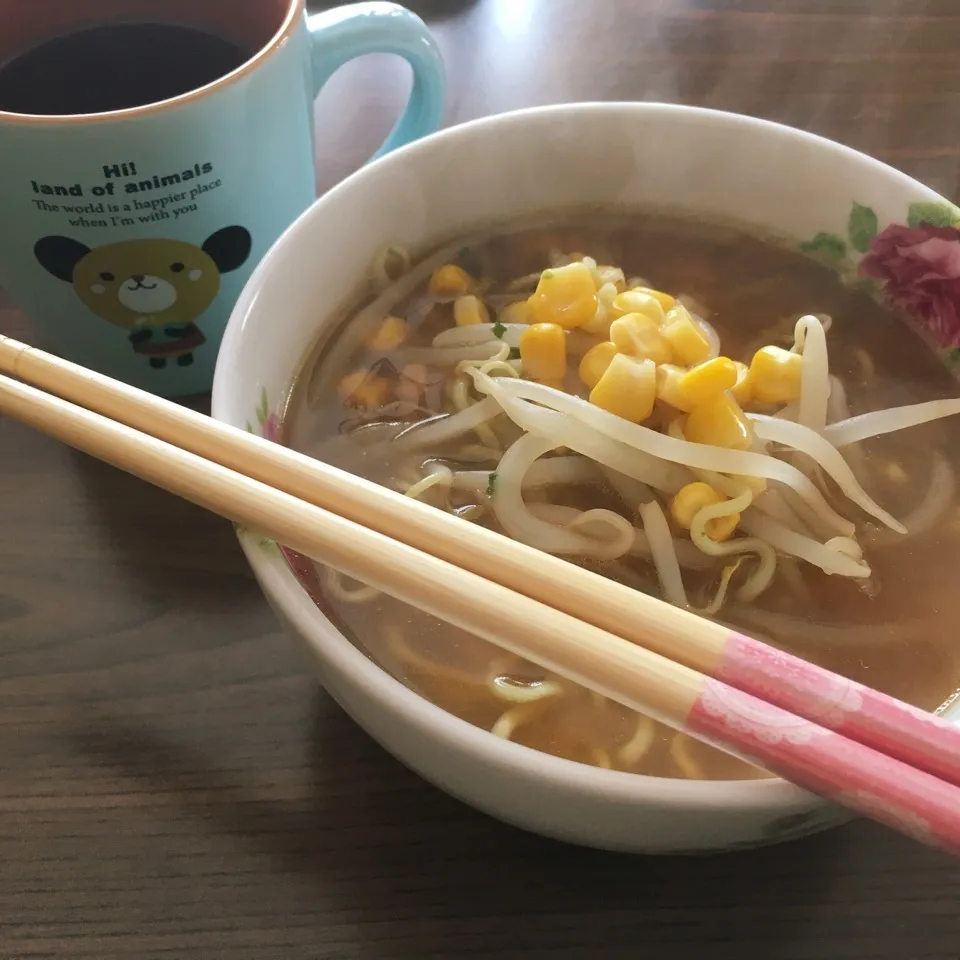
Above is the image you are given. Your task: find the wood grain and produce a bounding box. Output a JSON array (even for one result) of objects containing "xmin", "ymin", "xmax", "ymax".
[{"xmin": 2, "ymin": 0, "xmax": 960, "ymax": 957}]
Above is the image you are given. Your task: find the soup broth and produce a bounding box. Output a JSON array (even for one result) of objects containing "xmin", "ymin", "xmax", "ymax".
[{"xmin": 283, "ymin": 212, "xmax": 960, "ymax": 781}]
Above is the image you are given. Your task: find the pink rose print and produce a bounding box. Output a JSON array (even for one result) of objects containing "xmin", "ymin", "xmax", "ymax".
[
  {"xmin": 236, "ymin": 385, "xmax": 284, "ymax": 557},
  {"xmin": 250, "ymin": 385, "xmax": 280, "ymax": 442},
  {"xmin": 859, "ymin": 222, "xmax": 960, "ymax": 348},
  {"xmin": 261, "ymin": 412, "xmax": 281, "ymax": 442}
]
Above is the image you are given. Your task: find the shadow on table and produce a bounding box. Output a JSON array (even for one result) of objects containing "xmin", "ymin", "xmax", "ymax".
[
  {"xmin": 62, "ymin": 688, "xmax": 859, "ymax": 959},
  {"xmin": 65, "ymin": 439, "xmax": 261, "ymax": 611}
]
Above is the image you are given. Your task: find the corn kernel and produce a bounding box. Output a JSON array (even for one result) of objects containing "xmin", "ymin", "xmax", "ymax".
[
  {"xmin": 429, "ymin": 263, "xmax": 473, "ymax": 296},
  {"xmin": 363, "ymin": 315, "xmax": 409, "ymax": 352},
  {"xmin": 660, "ymin": 305, "xmax": 711, "ymax": 365},
  {"xmin": 338, "ymin": 368, "xmax": 391, "ymax": 409},
  {"xmin": 578, "ymin": 340, "xmax": 619, "ymax": 389},
  {"xmin": 528, "ymin": 261, "xmax": 598, "ymax": 329},
  {"xmin": 609, "ymin": 313, "xmax": 673, "ymax": 365},
  {"xmin": 398, "ymin": 363, "xmax": 428, "ymax": 404},
  {"xmin": 670, "ymin": 482, "xmax": 740, "ymax": 541},
  {"xmin": 499, "ymin": 300, "xmax": 532, "ymax": 325},
  {"xmin": 609, "ymin": 289, "xmax": 666, "ymax": 324},
  {"xmin": 519, "ymin": 322, "xmax": 567, "ymax": 382},
  {"xmin": 632, "ymin": 287, "xmax": 676, "ymax": 311},
  {"xmin": 656, "ymin": 364, "xmax": 694, "ymax": 412},
  {"xmin": 749, "ymin": 345, "xmax": 802, "ymax": 404},
  {"xmin": 704, "ymin": 512, "xmax": 740, "ymax": 541},
  {"xmin": 589, "ymin": 354, "xmax": 656, "ymax": 423},
  {"xmin": 684, "ymin": 394, "xmax": 753, "ymax": 450},
  {"xmin": 730, "ymin": 360, "xmax": 753, "ymax": 406},
  {"xmin": 453, "ymin": 294, "xmax": 490, "ymax": 327},
  {"xmin": 670, "ymin": 482, "xmax": 723, "ymax": 527},
  {"xmin": 678, "ymin": 356, "xmax": 738, "ymax": 407}
]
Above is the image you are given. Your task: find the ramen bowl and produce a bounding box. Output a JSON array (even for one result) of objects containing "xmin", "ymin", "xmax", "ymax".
[{"xmin": 212, "ymin": 103, "xmax": 960, "ymax": 853}]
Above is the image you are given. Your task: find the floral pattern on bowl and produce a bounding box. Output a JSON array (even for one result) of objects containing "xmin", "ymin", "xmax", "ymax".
[
  {"xmin": 236, "ymin": 386, "xmax": 282, "ymax": 558},
  {"xmin": 800, "ymin": 199, "xmax": 960, "ymax": 363},
  {"xmin": 237, "ymin": 387, "xmax": 336, "ymax": 618},
  {"xmin": 246, "ymin": 385, "xmax": 281, "ymax": 442}
]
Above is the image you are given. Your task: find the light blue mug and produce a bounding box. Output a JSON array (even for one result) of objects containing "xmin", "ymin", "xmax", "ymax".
[{"xmin": 0, "ymin": 0, "xmax": 444, "ymax": 397}]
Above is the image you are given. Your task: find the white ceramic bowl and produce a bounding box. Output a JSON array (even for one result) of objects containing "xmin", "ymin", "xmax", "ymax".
[{"xmin": 212, "ymin": 103, "xmax": 960, "ymax": 854}]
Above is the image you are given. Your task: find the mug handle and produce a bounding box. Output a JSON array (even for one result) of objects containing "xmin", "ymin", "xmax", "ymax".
[{"xmin": 307, "ymin": 2, "xmax": 446, "ymax": 160}]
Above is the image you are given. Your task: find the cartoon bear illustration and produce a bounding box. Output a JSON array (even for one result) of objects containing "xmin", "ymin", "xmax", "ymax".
[{"xmin": 34, "ymin": 226, "xmax": 252, "ymax": 369}]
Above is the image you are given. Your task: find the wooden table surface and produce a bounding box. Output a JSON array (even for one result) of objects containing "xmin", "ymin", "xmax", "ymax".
[{"xmin": 3, "ymin": 1, "xmax": 960, "ymax": 957}]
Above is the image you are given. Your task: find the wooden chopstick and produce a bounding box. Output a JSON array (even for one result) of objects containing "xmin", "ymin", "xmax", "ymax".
[
  {"xmin": 1, "ymin": 364, "xmax": 960, "ymax": 855},
  {"xmin": 4, "ymin": 334, "xmax": 960, "ymax": 790}
]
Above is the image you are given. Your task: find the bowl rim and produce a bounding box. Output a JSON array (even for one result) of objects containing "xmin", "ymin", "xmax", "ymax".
[{"xmin": 213, "ymin": 101, "xmax": 952, "ymax": 814}]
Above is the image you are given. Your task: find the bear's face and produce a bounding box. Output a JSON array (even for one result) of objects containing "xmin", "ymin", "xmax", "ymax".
[
  {"xmin": 34, "ymin": 226, "xmax": 252, "ymax": 331},
  {"xmin": 72, "ymin": 238, "xmax": 221, "ymax": 328}
]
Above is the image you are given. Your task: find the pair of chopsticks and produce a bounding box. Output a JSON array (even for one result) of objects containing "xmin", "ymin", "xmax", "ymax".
[{"xmin": 1, "ymin": 334, "xmax": 959, "ymax": 856}]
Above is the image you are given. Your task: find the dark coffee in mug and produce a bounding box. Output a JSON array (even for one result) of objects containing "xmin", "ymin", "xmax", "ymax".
[{"xmin": 0, "ymin": 22, "xmax": 251, "ymax": 116}]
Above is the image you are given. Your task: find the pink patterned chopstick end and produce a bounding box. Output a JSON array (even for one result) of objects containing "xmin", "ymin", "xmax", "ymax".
[
  {"xmin": 686, "ymin": 678, "xmax": 960, "ymax": 857},
  {"xmin": 716, "ymin": 632, "xmax": 960, "ymax": 788}
]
